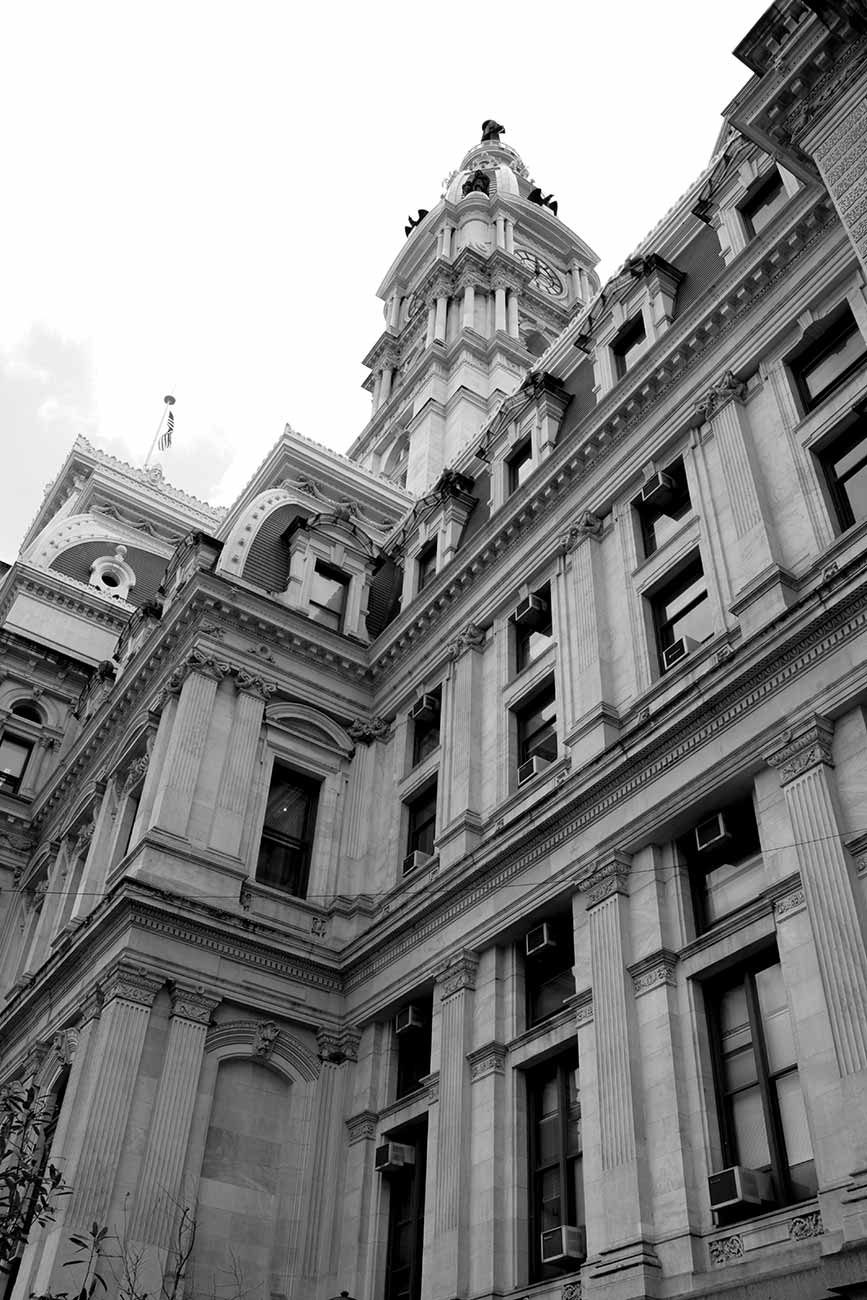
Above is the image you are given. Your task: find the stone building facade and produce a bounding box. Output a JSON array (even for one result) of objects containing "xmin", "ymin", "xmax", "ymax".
[{"xmin": 2, "ymin": 4, "xmax": 867, "ymax": 1299}]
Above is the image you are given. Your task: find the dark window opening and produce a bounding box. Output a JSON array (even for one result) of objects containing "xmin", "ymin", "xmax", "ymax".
[
  {"xmin": 406, "ymin": 782, "xmax": 437, "ymax": 859},
  {"xmin": 384, "ymin": 1121, "xmax": 427, "ymax": 1300},
  {"xmin": 707, "ymin": 952, "xmax": 816, "ymax": 1225},
  {"xmin": 791, "ymin": 307, "xmax": 867, "ymax": 412},
  {"xmin": 516, "ymin": 682, "xmax": 557, "ymax": 768},
  {"xmin": 0, "ymin": 735, "xmax": 33, "ymax": 795},
  {"xmin": 255, "ymin": 761, "xmax": 320, "ymax": 897},
  {"xmin": 412, "ymin": 690, "xmax": 441, "ymax": 767},
  {"xmin": 527, "ymin": 1050, "xmax": 584, "ymax": 1282},
  {"xmin": 678, "ymin": 794, "xmax": 763, "ymax": 933},
  {"xmin": 10, "ymin": 702, "xmax": 42, "ymax": 725},
  {"xmin": 635, "ymin": 459, "xmax": 691, "ymax": 557},
  {"xmin": 508, "ymin": 439, "xmax": 533, "ymax": 494},
  {"xmin": 525, "ymin": 917, "xmax": 575, "ymax": 1027},
  {"xmin": 740, "ymin": 170, "xmax": 787, "ymax": 238},
  {"xmin": 395, "ymin": 998, "xmax": 433, "ymax": 1099},
  {"xmin": 514, "ymin": 584, "xmax": 553, "ymax": 673},
  {"xmin": 416, "ymin": 541, "xmax": 438, "ymax": 594},
  {"xmin": 308, "ymin": 561, "xmax": 349, "ymax": 632},
  {"xmin": 817, "ymin": 413, "xmax": 867, "ymax": 533},
  {"xmin": 612, "ymin": 314, "xmax": 646, "ymax": 378},
  {"xmin": 651, "ymin": 556, "xmax": 712, "ymax": 671}
]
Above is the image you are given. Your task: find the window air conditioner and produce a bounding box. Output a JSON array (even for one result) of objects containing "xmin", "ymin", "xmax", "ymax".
[
  {"xmin": 518, "ymin": 755, "xmax": 551, "ymax": 786},
  {"xmin": 394, "ymin": 1005, "xmax": 425, "ymax": 1035},
  {"xmin": 695, "ymin": 811, "xmax": 730, "ymax": 853},
  {"xmin": 375, "ymin": 1141, "xmax": 416, "ymax": 1174},
  {"xmin": 662, "ymin": 636, "xmax": 700, "ymax": 670},
  {"xmin": 708, "ymin": 1165, "xmax": 773, "ymax": 1211},
  {"xmin": 640, "ymin": 470, "xmax": 676, "ymax": 511},
  {"xmin": 540, "ymin": 1225, "xmax": 586, "ymax": 1265},
  {"xmin": 403, "ymin": 850, "xmax": 434, "ymax": 875},
  {"xmin": 513, "ymin": 594, "xmax": 549, "ymax": 629},
  {"xmin": 410, "ymin": 693, "xmax": 440, "ymax": 723},
  {"xmin": 525, "ymin": 922, "xmax": 557, "ymax": 958}
]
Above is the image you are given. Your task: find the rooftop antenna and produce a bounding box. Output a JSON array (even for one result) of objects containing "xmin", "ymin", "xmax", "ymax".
[{"xmin": 144, "ymin": 394, "xmax": 176, "ymax": 467}]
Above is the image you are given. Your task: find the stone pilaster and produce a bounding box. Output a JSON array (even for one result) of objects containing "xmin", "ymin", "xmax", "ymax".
[
  {"xmin": 765, "ymin": 719, "xmax": 867, "ymax": 1079},
  {"xmin": 578, "ymin": 853, "xmax": 659, "ymax": 1294},
  {"xmin": 149, "ymin": 666, "xmax": 221, "ymax": 838},
  {"xmin": 438, "ymin": 627, "xmax": 485, "ymax": 864},
  {"xmin": 299, "ymin": 1029, "xmax": 358, "ymax": 1289},
  {"xmin": 208, "ymin": 682, "xmax": 267, "ymax": 857},
  {"xmin": 338, "ymin": 1022, "xmax": 387, "ymax": 1300},
  {"xmin": 429, "ymin": 951, "xmax": 478, "ymax": 1299},
  {"xmin": 561, "ymin": 512, "xmax": 619, "ymax": 764}
]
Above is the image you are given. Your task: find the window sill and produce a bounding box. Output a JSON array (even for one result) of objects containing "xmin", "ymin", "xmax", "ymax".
[
  {"xmin": 705, "ymin": 1197, "xmax": 823, "ymax": 1270},
  {"xmin": 504, "ymin": 642, "xmax": 557, "ymax": 707},
  {"xmin": 632, "ymin": 512, "xmax": 700, "ymax": 590},
  {"xmin": 398, "ymin": 746, "xmax": 440, "ymax": 798},
  {"xmin": 508, "ymin": 1003, "xmax": 578, "ymax": 1068}
]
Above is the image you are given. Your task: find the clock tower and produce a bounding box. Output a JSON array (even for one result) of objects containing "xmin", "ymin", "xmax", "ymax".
[{"xmin": 349, "ymin": 121, "xmax": 601, "ymax": 495}]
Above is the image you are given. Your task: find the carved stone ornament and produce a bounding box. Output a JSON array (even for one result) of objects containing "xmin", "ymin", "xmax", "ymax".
[
  {"xmin": 51, "ymin": 1028, "xmax": 79, "ymax": 1065},
  {"xmin": 629, "ymin": 949, "xmax": 678, "ymax": 997},
  {"xmin": 774, "ymin": 887, "xmax": 806, "ymax": 920},
  {"xmin": 448, "ymin": 623, "xmax": 486, "ymax": 658},
  {"xmin": 311, "ymin": 915, "xmax": 328, "ymax": 938},
  {"xmin": 709, "ymin": 1233, "xmax": 745, "ymax": 1265},
  {"xmin": 694, "ymin": 370, "xmax": 747, "ymax": 421},
  {"xmin": 123, "ymin": 754, "xmax": 149, "ymax": 794},
  {"xmin": 467, "ymin": 1042, "xmax": 507, "ymax": 1081},
  {"xmin": 170, "ymin": 984, "xmax": 219, "ymax": 1025},
  {"xmin": 253, "ymin": 1020, "xmax": 280, "ymax": 1058},
  {"xmin": 562, "ymin": 1282, "xmax": 583, "ymax": 1300},
  {"xmin": 789, "ymin": 1209, "xmax": 823, "ymax": 1239},
  {"xmin": 574, "ymin": 989, "xmax": 594, "ymax": 1027},
  {"xmin": 346, "ymin": 1110, "xmax": 377, "ymax": 1144},
  {"xmin": 562, "ymin": 511, "xmax": 603, "ymax": 550},
  {"xmin": 578, "ymin": 851, "xmax": 632, "ymax": 907},
  {"xmin": 316, "ymin": 1026, "xmax": 360, "ymax": 1064},
  {"xmin": 437, "ymin": 950, "xmax": 479, "ymax": 999},
  {"xmin": 100, "ymin": 962, "xmax": 162, "ymax": 1008},
  {"xmin": 239, "ymin": 881, "xmax": 252, "ymax": 911},
  {"xmin": 765, "ymin": 717, "xmax": 835, "ymax": 785},
  {"xmin": 348, "ymin": 715, "xmax": 390, "ymax": 745},
  {"xmin": 234, "ymin": 670, "xmax": 277, "ymax": 700}
]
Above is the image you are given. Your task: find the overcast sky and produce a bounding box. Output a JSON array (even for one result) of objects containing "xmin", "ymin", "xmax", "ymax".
[{"xmin": 1, "ymin": 0, "xmax": 765, "ymax": 562}]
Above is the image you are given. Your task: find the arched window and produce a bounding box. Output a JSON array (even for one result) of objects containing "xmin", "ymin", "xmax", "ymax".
[{"xmin": 11, "ymin": 701, "xmax": 43, "ymax": 725}]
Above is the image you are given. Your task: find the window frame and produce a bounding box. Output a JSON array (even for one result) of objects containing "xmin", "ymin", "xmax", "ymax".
[
  {"xmin": 0, "ymin": 733, "xmax": 34, "ymax": 796},
  {"xmin": 790, "ymin": 307, "xmax": 867, "ymax": 414},
  {"xmin": 738, "ymin": 168, "xmax": 787, "ymax": 239},
  {"xmin": 816, "ymin": 409, "xmax": 867, "ymax": 534},
  {"xmin": 524, "ymin": 916, "xmax": 576, "ymax": 1029},
  {"xmin": 678, "ymin": 793, "xmax": 764, "ymax": 934},
  {"xmin": 415, "ymin": 540, "xmax": 438, "ymax": 594},
  {"xmin": 384, "ymin": 1122, "xmax": 427, "ymax": 1300},
  {"xmin": 255, "ymin": 760, "xmax": 321, "ymax": 898},
  {"xmin": 650, "ymin": 554, "xmax": 712, "ymax": 672},
  {"xmin": 507, "ymin": 438, "xmax": 534, "ymax": 495},
  {"xmin": 611, "ymin": 313, "xmax": 647, "ymax": 379},
  {"xmin": 405, "ymin": 780, "xmax": 438, "ymax": 860},
  {"xmin": 514, "ymin": 679, "xmax": 558, "ymax": 769},
  {"xmin": 526, "ymin": 1048, "xmax": 583, "ymax": 1283},
  {"xmin": 307, "ymin": 559, "xmax": 350, "ymax": 632},
  {"xmin": 513, "ymin": 584, "xmax": 553, "ymax": 674},
  {"xmin": 633, "ymin": 459, "xmax": 692, "ymax": 559},
  {"xmin": 411, "ymin": 690, "xmax": 441, "ymax": 768},
  {"xmin": 395, "ymin": 997, "xmax": 433, "ymax": 1100}
]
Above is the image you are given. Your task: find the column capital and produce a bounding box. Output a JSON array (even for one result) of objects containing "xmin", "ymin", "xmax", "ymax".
[
  {"xmin": 100, "ymin": 961, "xmax": 162, "ymax": 1008},
  {"xmin": 169, "ymin": 982, "xmax": 220, "ymax": 1025},
  {"xmin": 447, "ymin": 622, "xmax": 486, "ymax": 659},
  {"xmin": 316, "ymin": 1025, "xmax": 361, "ymax": 1064},
  {"xmin": 561, "ymin": 510, "xmax": 604, "ymax": 551},
  {"xmin": 577, "ymin": 849, "xmax": 632, "ymax": 907},
  {"xmin": 694, "ymin": 370, "xmax": 747, "ymax": 421},
  {"xmin": 436, "ymin": 950, "xmax": 479, "ymax": 999},
  {"xmin": 233, "ymin": 669, "xmax": 277, "ymax": 701},
  {"xmin": 348, "ymin": 714, "xmax": 391, "ymax": 745},
  {"xmin": 346, "ymin": 1109, "xmax": 378, "ymax": 1144},
  {"xmin": 765, "ymin": 715, "xmax": 835, "ymax": 784}
]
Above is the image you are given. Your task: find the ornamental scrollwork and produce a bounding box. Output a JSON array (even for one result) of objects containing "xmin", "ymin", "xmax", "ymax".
[
  {"xmin": 346, "ymin": 1110, "xmax": 377, "ymax": 1144},
  {"xmin": 562, "ymin": 511, "xmax": 603, "ymax": 551},
  {"xmin": 468, "ymin": 1042, "xmax": 507, "ymax": 1081},
  {"xmin": 578, "ymin": 851, "xmax": 631, "ymax": 907},
  {"xmin": 437, "ymin": 951, "xmax": 479, "ymax": 999},
  {"xmin": 51, "ymin": 1028, "xmax": 79, "ymax": 1065},
  {"xmin": 708, "ymin": 1233, "xmax": 745, "ymax": 1264},
  {"xmin": 448, "ymin": 623, "xmax": 486, "ymax": 658},
  {"xmin": 349, "ymin": 715, "xmax": 391, "ymax": 745},
  {"xmin": 789, "ymin": 1209, "xmax": 823, "ymax": 1239},
  {"xmin": 774, "ymin": 888, "xmax": 806, "ymax": 919},
  {"xmin": 170, "ymin": 984, "xmax": 219, "ymax": 1025},
  {"xmin": 123, "ymin": 754, "xmax": 149, "ymax": 794},
  {"xmin": 694, "ymin": 370, "xmax": 747, "ymax": 421},
  {"xmin": 100, "ymin": 962, "xmax": 162, "ymax": 1008},
  {"xmin": 765, "ymin": 717, "xmax": 834, "ymax": 785},
  {"xmin": 562, "ymin": 1282, "xmax": 582, "ymax": 1300}
]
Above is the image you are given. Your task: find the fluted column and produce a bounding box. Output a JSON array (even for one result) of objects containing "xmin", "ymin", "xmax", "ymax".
[
  {"xmin": 561, "ymin": 512, "xmax": 618, "ymax": 764},
  {"xmin": 430, "ymin": 952, "xmax": 478, "ymax": 1300},
  {"xmin": 149, "ymin": 666, "xmax": 221, "ymax": 838},
  {"xmin": 578, "ymin": 854, "xmax": 658, "ymax": 1288},
  {"xmin": 209, "ymin": 682, "xmax": 267, "ymax": 857},
  {"xmin": 766, "ymin": 718, "xmax": 867, "ymax": 1078},
  {"xmin": 438, "ymin": 626, "xmax": 485, "ymax": 864},
  {"xmin": 299, "ymin": 1030, "xmax": 358, "ymax": 1289}
]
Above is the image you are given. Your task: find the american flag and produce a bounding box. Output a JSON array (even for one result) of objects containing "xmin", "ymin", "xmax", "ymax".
[{"xmin": 158, "ymin": 409, "xmax": 174, "ymax": 451}]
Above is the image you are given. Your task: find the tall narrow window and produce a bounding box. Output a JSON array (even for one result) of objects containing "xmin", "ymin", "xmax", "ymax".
[
  {"xmin": 634, "ymin": 458, "xmax": 691, "ymax": 557},
  {"xmin": 707, "ymin": 953, "xmax": 816, "ymax": 1221},
  {"xmin": 405, "ymin": 782, "xmax": 437, "ymax": 863},
  {"xmin": 384, "ymin": 1123, "xmax": 427, "ymax": 1300},
  {"xmin": 739, "ymin": 170, "xmax": 787, "ymax": 237},
  {"xmin": 527, "ymin": 1050, "xmax": 584, "ymax": 1282},
  {"xmin": 612, "ymin": 313, "xmax": 646, "ymax": 378},
  {"xmin": 791, "ymin": 307, "xmax": 867, "ymax": 412},
  {"xmin": 256, "ymin": 762, "xmax": 319, "ymax": 897},
  {"xmin": 651, "ymin": 555, "xmax": 712, "ymax": 672},
  {"xmin": 416, "ymin": 541, "xmax": 438, "ymax": 594},
  {"xmin": 513, "ymin": 583, "xmax": 553, "ymax": 673},
  {"xmin": 818, "ymin": 413, "xmax": 867, "ymax": 533},
  {"xmin": 516, "ymin": 682, "xmax": 557, "ymax": 768},
  {"xmin": 411, "ymin": 690, "xmax": 441, "ymax": 766},
  {"xmin": 507, "ymin": 439, "xmax": 533, "ymax": 494},
  {"xmin": 0, "ymin": 736, "xmax": 32, "ymax": 795},
  {"xmin": 395, "ymin": 997, "xmax": 433, "ymax": 1099},
  {"xmin": 678, "ymin": 795, "xmax": 763, "ymax": 932},
  {"xmin": 308, "ymin": 561, "xmax": 349, "ymax": 631},
  {"xmin": 524, "ymin": 916, "xmax": 575, "ymax": 1027}
]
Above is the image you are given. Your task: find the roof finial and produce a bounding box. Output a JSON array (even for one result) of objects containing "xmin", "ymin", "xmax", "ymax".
[{"xmin": 481, "ymin": 119, "xmax": 505, "ymax": 143}]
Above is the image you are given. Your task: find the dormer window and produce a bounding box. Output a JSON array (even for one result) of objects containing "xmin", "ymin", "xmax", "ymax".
[
  {"xmin": 507, "ymin": 438, "xmax": 533, "ymax": 494},
  {"xmin": 612, "ymin": 314, "xmax": 646, "ymax": 379},
  {"xmin": 416, "ymin": 541, "xmax": 438, "ymax": 594},
  {"xmin": 308, "ymin": 561, "xmax": 349, "ymax": 632},
  {"xmin": 739, "ymin": 169, "xmax": 787, "ymax": 238}
]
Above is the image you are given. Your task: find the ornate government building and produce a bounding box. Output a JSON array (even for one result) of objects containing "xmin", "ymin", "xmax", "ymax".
[{"xmin": 2, "ymin": 5, "xmax": 867, "ymax": 1299}]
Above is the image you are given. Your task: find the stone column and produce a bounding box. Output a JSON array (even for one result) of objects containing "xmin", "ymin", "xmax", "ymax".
[
  {"xmin": 338, "ymin": 1023, "xmax": 387, "ymax": 1300},
  {"xmin": 506, "ymin": 290, "xmax": 519, "ymax": 337},
  {"xmin": 128, "ymin": 984, "xmax": 218, "ymax": 1285},
  {"xmin": 429, "ymin": 952, "xmax": 478, "ymax": 1300},
  {"xmin": 299, "ymin": 1030, "xmax": 358, "ymax": 1290},
  {"xmin": 208, "ymin": 681, "xmax": 267, "ymax": 858},
  {"xmin": 577, "ymin": 854, "xmax": 659, "ymax": 1293},
  {"xmin": 561, "ymin": 512, "xmax": 618, "ymax": 765},
  {"xmin": 461, "ymin": 282, "xmax": 475, "ymax": 331},
  {"xmin": 495, "ymin": 215, "xmax": 505, "ymax": 249},
  {"xmin": 434, "ymin": 295, "xmax": 448, "ymax": 343},
  {"xmin": 149, "ymin": 664, "xmax": 221, "ymax": 838},
  {"xmin": 504, "ymin": 220, "xmax": 514, "ymax": 255},
  {"xmin": 466, "ymin": 1029, "xmax": 507, "ymax": 1297},
  {"xmin": 380, "ymin": 366, "xmax": 393, "ymax": 405},
  {"xmin": 20, "ymin": 843, "xmax": 65, "ymax": 977},
  {"xmin": 438, "ymin": 626, "xmax": 485, "ymax": 865},
  {"xmin": 494, "ymin": 285, "xmax": 507, "ymax": 334},
  {"xmin": 765, "ymin": 718, "xmax": 867, "ymax": 1079}
]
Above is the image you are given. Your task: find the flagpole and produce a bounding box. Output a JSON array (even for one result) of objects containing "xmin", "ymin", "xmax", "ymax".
[{"xmin": 144, "ymin": 394, "xmax": 176, "ymax": 467}]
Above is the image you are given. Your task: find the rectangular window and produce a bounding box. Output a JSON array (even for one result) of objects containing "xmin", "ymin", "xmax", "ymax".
[
  {"xmin": 516, "ymin": 682, "xmax": 557, "ymax": 768},
  {"xmin": 395, "ymin": 998, "xmax": 433, "ymax": 1099},
  {"xmin": 791, "ymin": 307, "xmax": 867, "ymax": 412},
  {"xmin": 308, "ymin": 561, "xmax": 349, "ymax": 632},
  {"xmin": 707, "ymin": 953, "xmax": 816, "ymax": 1220},
  {"xmin": 514, "ymin": 584, "xmax": 553, "ymax": 673},
  {"xmin": 384, "ymin": 1123, "xmax": 427, "ymax": 1300},
  {"xmin": 612, "ymin": 313, "xmax": 646, "ymax": 378},
  {"xmin": 740, "ymin": 169, "xmax": 787, "ymax": 237},
  {"xmin": 508, "ymin": 438, "xmax": 533, "ymax": 494},
  {"xmin": 0, "ymin": 736, "xmax": 32, "ymax": 795},
  {"xmin": 416, "ymin": 541, "xmax": 438, "ymax": 594},
  {"xmin": 818, "ymin": 413, "xmax": 867, "ymax": 533},
  {"xmin": 527, "ymin": 1050, "xmax": 584, "ymax": 1282},
  {"xmin": 651, "ymin": 556, "xmax": 713, "ymax": 671},
  {"xmin": 411, "ymin": 690, "xmax": 441, "ymax": 767},
  {"xmin": 525, "ymin": 917, "xmax": 575, "ymax": 1027},
  {"xmin": 635, "ymin": 459, "xmax": 691, "ymax": 557},
  {"xmin": 406, "ymin": 782, "xmax": 437, "ymax": 859},
  {"xmin": 678, "ymin": 794, "xmax": 763, "ymax": 932},
  {"xmin": 255, "ymin": 762, "xmax": 319, "ymax": 897}
]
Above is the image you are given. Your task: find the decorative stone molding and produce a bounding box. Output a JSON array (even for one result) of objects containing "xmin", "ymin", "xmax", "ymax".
[
  {"xmin": 695, "ymin": 370, "xmax": 747, "ymax": 420},
  {"xmin": 577, "ymin": 849, "xmax": 632, "ymax": 907},
  {"xmin": 447, "ymin": 622, "xmax": 486, "ymax": 658},
  {"xmin": 100, "ymin": 962, "xmax": 162, "ymax": 1008},
  {"xmin": 51, "ymin": 1027, "xmax": 79, "ymax": 1066},
  {"xmin": 239, "ymin": 880, "xmax": 252, "ymax": 911},
  {"xmin": 253, "ymin": 1020, "xmax": 280, "ymax": 1058},
  {"xmin": 774, "ymin": 887, "xmax": 807, "ymax": 920},
  {"xmin": 765, "ymin": 716, "xmax": 835, "ymax": 784},
  {"xmin": 562, "ymin": 510, "xmax": 604, "ymax": 550},
  {"xmin": 348, "ymin": 715, "xmax": 391, "ymax": 745},
  {"xmin": 789, "ymin": 1209, "xmax": 823, "ymax": 1239},
  {"xmin": 234, "ymin": 669, "xmax": 277, "ymax": 700},
  {"xmin": 346, "ymin": 1110, "xmax": 377, "ymax": 1144},
  {"xmin": 311, "ymin": 915, "xmax": 328, "ymax": 937},
  {"xmin": 709, "ymin": 1233, "xmax": 745, "ymax": 1265},
  {"xmin": 169, "ymin": 983, "xmax": 220, "ymax": 1025},
  {"xmin": 629, "ymin": 949, "xmax": 678, "ymax": 996},
  {"xmin": 467, "ymin": 1041, "xmax": 507, "ymax": 1081},
  {"xmin": 419, "ymin": 1070, "xmax": 439, "ymax": 1103},
  {"xmin": 122, "ymin": 753, "xmax": 149, "ymax": 794},
  {"xmin": 437, "ymin": 950, "xmax": 479, "ymax": 999},
  {"xmin": 573, "ymin": 988, "xmax": 594, "ymax": 1027},
  {"xmin": 562, "ymin": 1282, "xmax": 582, "ymax": 1300},
  {"xmin": 316, "ymin": 1026, "xmax": 361, "ymax": 1064}
]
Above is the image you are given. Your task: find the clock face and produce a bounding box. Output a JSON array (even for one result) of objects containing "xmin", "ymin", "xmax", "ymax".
[{"xmin": 514, "ymin": 249, "xmax": 564, "ymax": 297}]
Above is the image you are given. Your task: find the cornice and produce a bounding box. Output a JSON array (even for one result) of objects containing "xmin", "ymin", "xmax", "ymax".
[{"xmin": 0, "ymin": 566, "xmax": 132, "ymax": 634}]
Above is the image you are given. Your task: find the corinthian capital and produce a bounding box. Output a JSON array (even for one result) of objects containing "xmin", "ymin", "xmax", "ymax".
[
  {"xmin": 695, "ymin": 370, "xmax": 747, "ymax": 421},
  {"xmin": 765, "ymin": 716, "xmax": 835, "ymax": 785}
]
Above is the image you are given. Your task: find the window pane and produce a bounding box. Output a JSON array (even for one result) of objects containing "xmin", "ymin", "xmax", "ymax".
[
  {"xmin": 0, "ymin": 737, "xmax": 30, "ymax": 781},
  {"xmin": 776, "ymin": 1071, "xmax": 813, "ymax": 1167},
  {"xmin": 662, "ymin": 571, "xmax": 705, "ymax": 623},
  {"xmin": 537, "ymin": 1113, "xmax": 562, "ymax": 1164},
  {"xmin": 264, "ymin": 775, "xmax": 314, "ymax": 839},
  {"xmin": 756, "ymin": 964, "xmax": 796, "ymax": 1072},
  {"xmin": 743, "ymin": 174, "xmax": 786, "ymax": 236},
  {"xmin": 842, "ymin": 459, "xmax": 867, "ymax": 525},
  {"xmin": 731, "ymin": 1086, "xmax": 771, "ymax": 1168},
  {"xmin": 705, "ymin": 854, "xmax": 764, "ymax": 923},
  {"xmin": 539, "ymin": 1167, "xmax": 562, "ymax": 1229},
  {"xmin": 804, "ymin": 327, "xmax": 867, "ymax": 401}
]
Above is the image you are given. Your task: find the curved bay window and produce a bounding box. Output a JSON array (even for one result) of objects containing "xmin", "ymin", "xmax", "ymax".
[
  {"xmin": 527, "ymin": 1050, "xmax": 584, "ymax": 1282},
  {"xmin": 255, "ymin": 761, "xmax": 320, "ymax": 898}
]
